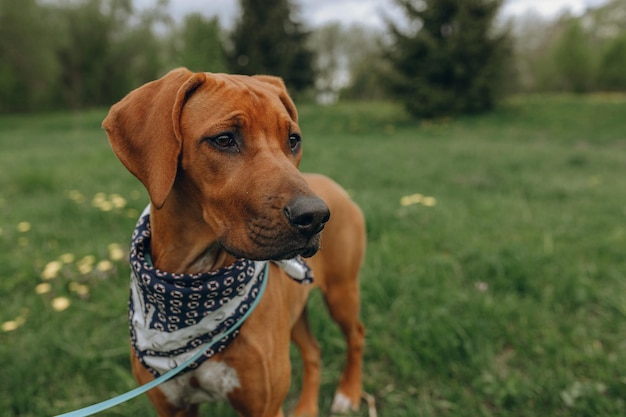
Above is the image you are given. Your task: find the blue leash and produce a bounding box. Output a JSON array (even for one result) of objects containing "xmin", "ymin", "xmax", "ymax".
[{"xmin": 54, "ymin": 262, "xmax": 269, "ymax": 417}]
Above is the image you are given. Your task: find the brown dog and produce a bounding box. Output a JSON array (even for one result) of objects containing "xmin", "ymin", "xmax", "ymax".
[{"xmin": 102, "ymin": 68, "xmax": 365, "ymax": 417}]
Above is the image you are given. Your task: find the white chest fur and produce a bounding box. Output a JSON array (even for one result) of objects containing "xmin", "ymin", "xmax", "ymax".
[{"xmin": 158, "ymin": 360, "xmax": 241, "ymax": 408}]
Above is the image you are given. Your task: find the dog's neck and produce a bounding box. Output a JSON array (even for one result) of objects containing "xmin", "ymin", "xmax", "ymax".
[{"xmin": 148, "ymin": 200, "xmax": 235, "ymax": 275}]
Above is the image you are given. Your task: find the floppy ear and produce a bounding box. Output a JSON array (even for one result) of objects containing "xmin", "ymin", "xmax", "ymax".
[
  {"xmin": 253, "ymin": 75, "xmax": 298, "ymax": 122},
  {"xmin": 102, "ymin": 68, "xmax": 206, "ymax": 209}
]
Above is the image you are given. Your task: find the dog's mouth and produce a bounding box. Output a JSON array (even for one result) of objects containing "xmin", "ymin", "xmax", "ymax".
[
  {"xmin": 270, "ymin": 235, "xmax": 322, "ymax": 260},
  {"xmin": 298, "ymin": 245, "xmax": 320, "ymax": 258},
  {"xmin": 220, "ymin": 233, "xmax": 322, "ymax": 261}
]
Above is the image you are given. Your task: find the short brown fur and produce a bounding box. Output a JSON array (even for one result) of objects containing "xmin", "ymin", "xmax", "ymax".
[{"xmin": 103, "ymin": 68, "xmax": 365, "ymax": 417}]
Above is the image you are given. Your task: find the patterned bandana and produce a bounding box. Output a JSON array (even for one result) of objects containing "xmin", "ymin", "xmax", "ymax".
[{"xmin": 128, "ymin": 208, "xmax": 313, "ymax": 376}]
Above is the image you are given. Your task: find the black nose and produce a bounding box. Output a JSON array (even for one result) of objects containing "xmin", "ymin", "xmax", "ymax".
[{"xmin": 284, "ymin": 196, "xmax": 330, "ymax": 237}]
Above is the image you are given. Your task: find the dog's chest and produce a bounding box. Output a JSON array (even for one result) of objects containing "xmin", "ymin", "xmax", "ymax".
[{"xmin": 159, "ymin": 360, "xmax": 241, "ymax": 407}]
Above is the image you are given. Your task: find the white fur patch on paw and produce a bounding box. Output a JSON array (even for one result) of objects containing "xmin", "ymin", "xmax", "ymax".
[{"xmin": 331, "ymin": 392, "xmax": 357, "ymax": 414}]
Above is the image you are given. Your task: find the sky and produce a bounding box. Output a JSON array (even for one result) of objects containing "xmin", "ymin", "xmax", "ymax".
[{"xmin": 136, "ymin": 0, "xmax": 612, "ymax": 29}]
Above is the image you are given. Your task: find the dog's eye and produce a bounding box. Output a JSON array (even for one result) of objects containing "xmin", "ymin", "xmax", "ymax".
[
  {"xmin": 288, "ymin": 134, "xmax": 301, "ymax": 152},
  {"xmin": 208, "ymin": 133, "xmax": 238, "ymax": 150}
]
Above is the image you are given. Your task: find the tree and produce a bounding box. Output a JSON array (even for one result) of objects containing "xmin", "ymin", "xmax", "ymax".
[
  {"xmin": 53, "ymin": 0, "xmax": 112, "ymax": 108},
  {"xmin": 310, "ymin": 23, "xmax": 389, "ymax": 102},
  {"xmin": 51, "ymin": 0, "xmax": 168, "ymax": 109},
  {"xmin": 385, "ymin": 0, "xmax": 511, "ymax": 118},
  {"xmin": 0, "ymin": 0, "xmax": 169, "ymax": 113},
  {"xmin": 508, "ymin": 10, "xmax": 552, "ymax": 93},
  {"xmin": 551, "ymin": 20, "xmax": 593, "ymax": 93},
  {"xmin": 339, "ymin": 25, "xmax": 390, "ymax": 101},
  {"xmin": 309, "ymin": 23, "xmax": 345, "ymax": 103},
  {"xmin": 229, "ymin": 0, "xmax": 315, "ymax": 93},
  {"xmin": 0, "ymin": 0, "xmax": 59, "ymax": 112},
  {"xmin": 597, "ymin": 33, "xmax": 626, "ymax": 91},
  {"xmin": 175, "ymin": 14, "xmax": 226, "ymax": 73}
]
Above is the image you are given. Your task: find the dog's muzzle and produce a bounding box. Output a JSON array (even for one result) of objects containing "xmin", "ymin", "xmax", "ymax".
[{"xmin": 284, "ymin": 196, "xmax": 330, "ymax": 239}]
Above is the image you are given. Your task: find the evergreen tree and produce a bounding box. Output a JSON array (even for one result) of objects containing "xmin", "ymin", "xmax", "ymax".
[
  {"xmin": 386, "ymin": 0, "xmax": 511, "ymax": 118},
  {"xmin": 229, "ymin": 0, "xmax": 315, "ymax": 93}
]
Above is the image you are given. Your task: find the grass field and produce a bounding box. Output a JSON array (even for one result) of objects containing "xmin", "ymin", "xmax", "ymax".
[{"xmin": 1, "ymin": 95, "xmax": 625, "ymax": 417}]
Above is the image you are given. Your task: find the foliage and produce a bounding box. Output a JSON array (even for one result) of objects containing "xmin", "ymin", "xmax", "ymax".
[
  {"xmin": 0, "ymin": 0, "xmax": 170, "ymax": 112},
  {"xmin": 543, "ymin": 20, "xmax": 594, "ymax": 93},
  {"xmin": 228, "ymin": 0, "xmax": 315, "ymax": 93},
  {"xmin": 2, "ymin": 95, "xmax": 626, "ymax": 416},
  {"xmin": 385, "ymin": 0, "xmax": 512, "ymax": 118},
  {"xmin": 309, "ymin": 23, "xmax": 390, "ymax": 102},
  {"xmin": 556, "ymin": 21, "xmax": 594, "ymax": 92},
  {"xmin": 309, "ymin": 23, "xmax": 345, "ymax": 102},
  {"xmin": 0, "ymin": 0, "xmax": 59, "ymax": 112},
  {"xmin": 0, "ymin": 0, "xmax": 225, "ymax": 113},
  {"xmin": 597, "ymin": 33, "xmax": 626, "ymax": 91},
  {"xmin": 511, "ymin": 0, "xmax": 626, "ymax": 94},
  {"xmin": 3, "ymin": 0, "xmax": 626, "ymax": 114},
  {"xmin": 509, "ymin": 10, "xmax": 550, "ymax": 92},
  {"xmin": 337, "ymin": 25, "xmax": 391, "ymax": 101},
  {"xmin": 174, "ymin": 14, "xmax": 227, "ymax": 73},
  {"xmin": 52, "ymin": 0, "xmax": 172, "ymax": 108}
]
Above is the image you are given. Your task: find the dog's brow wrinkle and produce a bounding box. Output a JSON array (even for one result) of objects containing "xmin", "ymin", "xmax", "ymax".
[{"xmin": 225, "ymin": 112, "xmax": 247, "ymax": 128}]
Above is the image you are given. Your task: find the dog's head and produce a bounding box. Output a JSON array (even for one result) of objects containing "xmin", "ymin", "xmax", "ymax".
[{"xmin": 102, "ymin": 68, "xmax": 329, "ymax": 260}]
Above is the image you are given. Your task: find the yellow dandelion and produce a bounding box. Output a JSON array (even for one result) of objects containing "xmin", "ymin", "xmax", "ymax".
[
  {"xmin": 51, "ymin": 297, "xmax": 70, "ymax": 312},
  {"xmin": 16, "ymin": 221, "xmax": 31, "ymax": 232},
  {"xmin": 108, "ymin": 243, "xmax": 125, "ymax": 261},
  {"xmin": 76, "ymin": 255, "xmax": 96, "ymax": 274},
  {"xmin": 77, "ymin": 263, "xmax": 93, "ymax": 274},
  {"xmin": 67, "ymin": 190, "xmax": 86, "ymax": 204},
  {"xmin": 400, "ymin": 193, "xmax": 423, "ymax": 207},
  {"xmin": 96, "ymin": 260, "xmax": 114, "ymax": 272},
  {"xmin": 41, "ymin": 261, "xmax": 63, "ymax": 280},
  {"xmin": 77, "ymin": 255, "xmax": 96, "ymax": 266},
  {"xmin": 59, "ymin": 253, "xmax": 75, "ymax": 264},
  {"xmin": 2, "ymin": 320, "xmax": 19, "ymax": 332},
  {"xmin": 400, "ymin": 193, "xmax": 437, "ymax": 208},
  {"xmin": 69, "ymin": 282, "xmax": 90, "ymax": 296},
  {"xmin": 2, "ymin": 309, "xmax": 28, "ymax": 331},
  {"xmin": 35, "ymin": 282, "xmax": 52, "ymax": 294},
  {"xmin": 91, "ymin": 192, "xmax": 106, "ymax": 207},
  {"xmin": 99, "ymin": 201, "xmax": 114, "ymax": 212},
  {"xmin": 110, "ymin": 194, "xmax": 127, "ymax": 209}
]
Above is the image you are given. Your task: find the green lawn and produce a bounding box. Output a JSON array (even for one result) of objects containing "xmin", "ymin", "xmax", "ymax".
[{"xmin": 1, "ymin": 95, "xmax": 625, "ymax": 416}]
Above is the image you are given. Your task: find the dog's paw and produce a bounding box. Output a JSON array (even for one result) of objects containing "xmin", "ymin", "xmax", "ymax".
[{"xmin": 330, "ymin": 392, "xmax": 359, "ymax": 414}]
